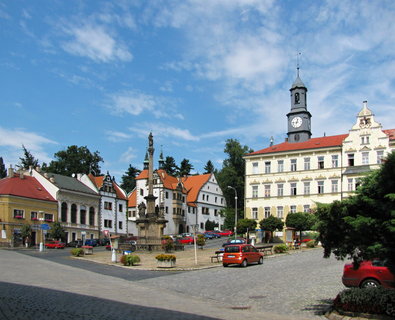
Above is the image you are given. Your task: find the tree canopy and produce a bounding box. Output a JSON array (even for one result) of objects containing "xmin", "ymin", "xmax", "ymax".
[
  {"xmin": 178, "ymin": 158, "xmax": 194, "ymax": 176},
  {"xmin": 120, "ymin": 165, "xmax": 141, "ymax": 194},
  {"xmin": 237, "ymin": 218, "xmax": 257, "ymax": 235},
  {"xmin": 203, "ymin": 160, "xmax": 215, "ymax": 174},
  {"xmin": 18, "ymin": 145, "xmax": 39, "ymax": 170},
  {"xmin": 43, "ymin": 145, "xmax": 103, "ymax": 177},
  {"xmin": 316, "ymin": 151, "xmax": 395, "ymax": 269},
  {"xmin": 0, "ymin": 157, "xmax": 6, "ymax": 178},
  {"xmin": 49, "ymin": 222, "xmax": 66, "ymax": 241},
  {"xmin": 260, "ymin": 216, "xmax": 284, "ymax": 242},
  {"xmin": 286, "ymin": 211, "xmax": 317, "ymax": 239},
  {"xmin": 162, "ymin": 156, "xmax": 178, "ymax": 176}
]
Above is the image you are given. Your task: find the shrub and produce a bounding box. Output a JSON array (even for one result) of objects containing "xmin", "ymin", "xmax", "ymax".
[
  {"xmin": 161, "ymin": 236, "xmax": 175, "ymax": 252},
  {"xmin": 274, "ymin": 243, "xmax": 288, "ymax": 254},
  {"xmin": 306, "ymin": 240, "xmax": 316, "ymax": 248},
  {"xmin": 155, "ymin": 254, "xmax": 176, "ymax": 261},
  {"xmin": 196, "ymin": 234, "xmax": 205, "ymax": 248},
  {"xmin": 333, "ymin": 287, "xmax": 395, "ymax": 317},
  {"xmin": 71, "ymin": 248, "xmax": 84, "ymax": 257},
  {"xmin": 120, "ymin": 254, "xmax": 140, "ymax": 266}
]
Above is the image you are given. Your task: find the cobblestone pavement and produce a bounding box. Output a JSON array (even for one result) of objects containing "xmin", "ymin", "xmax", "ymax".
[
  {"xmin": 136, "ymin": 248, "xmax": 346, "ymax": 319},
  {"xmin": 0, "ymin": 250, "xmax": 297, "ymax": 320}
]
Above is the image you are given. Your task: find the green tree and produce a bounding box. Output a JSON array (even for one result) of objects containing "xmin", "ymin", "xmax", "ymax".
[
  {"xmin": 221, "ymin": 208, "xmax": 238, "ymax": 231},
  {"xmin": 178, "ymin": 158, "xmax": 194, "ymax": 177},
  {"xmin": 49, "ymin": 222, "xmax": 66, "ymax": 241},
  {"xmin": 260, "ymin": 216, "xmax": 284, "ymax": 243},
  {"xmin": 237, "ymin": 218, "xmax": 257, "ymax": 238},
  {"xmin": 285, "ymin": 212, "xmax": 316, "ymax": 240},
  {"xmin": 203, "ymin": 160, "xmax": 215, "ymax": 174},
  {"xmin": 0, "ymin": 157, "xmax": 6, "ymax": 178},
  {"xmin": 17, "ymin": 145, "xmax": 39, "ymax": 170},
  {"xmin": 217, "ymin": 139, "xmax": 252, "ymax": 212},
  {"xmin": 44, "ymin": 145, "xmax": 103, "ymax": 177},
  {"xmin": 120, "ymin": 165, "xmax": 141, "ymax": 194},
  {"xmin": 196, "ymin": 234, "xmax": 206, "ymax": 249},
  {"xmin": 316, "ymin": 151, "xmax": 395, "ymax": 268},
  {"xmin": 204, "ymin": 219, "xmax": 218, "ymax": 231},
  {"xmin": 162, "ymin": 156, "xmax": 178, "ymax": 176}
]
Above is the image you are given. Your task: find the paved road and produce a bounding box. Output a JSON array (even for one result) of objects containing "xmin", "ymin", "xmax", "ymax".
[{"xmin": 0, "ymin": 247, "xmax": 345, "ymax": 319}]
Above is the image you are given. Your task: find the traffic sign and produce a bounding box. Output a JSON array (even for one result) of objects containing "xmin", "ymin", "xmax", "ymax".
[{"xmin": 41, "ymin": 224, "xmax": 51, "ymax": 230}]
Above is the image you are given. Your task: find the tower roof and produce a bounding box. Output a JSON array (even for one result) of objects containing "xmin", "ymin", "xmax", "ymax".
[
  {"xmin": 358, "ymin": 100, "xmax": 373, "ymax": 117},
  {"xmin": 291, "ymin": 74, "xmax": 306, "ymax": 89}
]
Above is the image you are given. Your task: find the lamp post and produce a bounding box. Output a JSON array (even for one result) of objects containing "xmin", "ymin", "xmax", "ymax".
[{"xmin": 227, "ymin": 186, "xmax": 238, "ymax": 239}]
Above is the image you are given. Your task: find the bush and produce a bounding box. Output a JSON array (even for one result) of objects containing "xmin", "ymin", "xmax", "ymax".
[
  {"xmin": 161, "ymin": 236, "xmax": 175, "ymax": 252},
  {"xmin": 333, "ymin": 287, "xmax": 395, "ymax": 317},
  {"xmin": 71, "ymin": 248, "xmax": 84, "ymax": 257},
  {"xmin": 196, "ymin": 234, "xmax": 205, "ymax": 248},
  {"xmin": 274, "ymin": 243, "xmax": 288, "ymax": 254},
  {"xmin": 120, "ymin": 254, "xmax": 140, "ymax": 266},
  {"xmin": 306, "ymin": 240, "xmax": 316, "ymax": 248},
  {"xmin": 155, "ymin": 254, "xmax": 176, "ymax": 261}
]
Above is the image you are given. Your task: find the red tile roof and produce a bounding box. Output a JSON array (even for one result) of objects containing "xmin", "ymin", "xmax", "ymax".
[
  {"xmin": 128, "ymin": 189, "xmax": 137, "ymax": 207},
  {"xmin": 137, "ymin": 169, "xmax": 187, "ymax": 193},
  {"xmin": 182, "ymin": 174, "xmax": 211, "ymax": 204},
  {"xmin": 247, "ymin": 128, "xmax": 395, "ymax": 157},
  {"xmin": 0, "ymin": 175, "xmax": 56, "ymax": 202}
]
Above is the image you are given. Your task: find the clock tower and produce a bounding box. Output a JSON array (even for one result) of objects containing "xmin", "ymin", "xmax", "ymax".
[{"xmin": 287, "ymin": 68, "xmax": 312, "ymax": 143}]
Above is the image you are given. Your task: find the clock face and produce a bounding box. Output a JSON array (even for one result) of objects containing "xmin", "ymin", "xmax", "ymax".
[{"xmin": 291, "ymin": 116, "xmax": 303, "ymax": 128}]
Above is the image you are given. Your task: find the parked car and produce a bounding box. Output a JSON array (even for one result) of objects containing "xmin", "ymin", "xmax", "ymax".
[
  {"xmin": 204, "ymin": 231, "xmax": 221, "ymax": 238},
  {"xmin": 84, "ymin": 239, "xmax": 98, "ymax": 247},
  {"xmin": 96, "ymin": 238, "xmax": 110, "ymax": 246},
  {"xmin": 66, "ymin": 240, "xmax": 83, "ymax": 248},
  {"xmin": 342, "ymin": 260, "xmax": 395, "ymax": 288},
  {"xmin": 177, "ymin": 236, "xmax": 194, "ymax": 244},
  {"xmin": 220, "ymin": 230, "xmax": 234, "ymax": 237},
  {"xmin": 45, "ymin": 240, "xmax": 66, "ymax": 249},
  {"xmin": 222, "ymin": 238, "xmax": 246, "ymax": 247},
  {"xmin": 222, "ymin": 244, "xmax": 264, "ymax": 267},
  {"xmin": 203, "ymin": 232, "xmax": 215, "ymax": 239}
]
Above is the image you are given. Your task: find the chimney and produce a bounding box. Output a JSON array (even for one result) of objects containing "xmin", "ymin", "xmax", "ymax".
[
  {"xmin": 285, "ymin": 137, "xmax": 289, "ymax": 142},
  {"xmin": 19, "ymin": 171, "xmax": 24, "ymax": 179},
  {"xmin": 50, "ymin": 177, "xmax": 55, "ymax": 183},
  {"xmin": 8, "ymin": 166, "xmax": 14, "ymax": 178}
]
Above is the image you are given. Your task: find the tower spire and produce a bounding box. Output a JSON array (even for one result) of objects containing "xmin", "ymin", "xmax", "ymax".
[{"xmin": 296, "ymin": 52, "xmax": 301, "ymax": 77}]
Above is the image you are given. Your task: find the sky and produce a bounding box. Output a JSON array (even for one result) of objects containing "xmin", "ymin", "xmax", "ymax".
[{"xmin": 1, "ymin": 0, "xmax": 395, "ymax": 181}]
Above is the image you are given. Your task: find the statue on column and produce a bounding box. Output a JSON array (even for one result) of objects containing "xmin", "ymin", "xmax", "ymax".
[{"xmin": 138, "ymin": 202, "xmax": 146, "ymax": 218}]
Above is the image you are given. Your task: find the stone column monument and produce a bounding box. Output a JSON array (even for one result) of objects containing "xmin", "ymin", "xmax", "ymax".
[{"xmin": 136, "ymin": 133, "xmax": 168, "ymax": 245}]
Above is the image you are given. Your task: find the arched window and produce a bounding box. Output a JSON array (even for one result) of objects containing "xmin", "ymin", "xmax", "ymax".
[
  {"xmin": 71, "ymin": 204, "xmax": 77, "ymax": 223},
  {"xmin": 89, "ymin": 207, "xmax": 95, "ymax": 226},
  {"xmin": 61, "ymin": 202, "xmax": 68, "ymax": 222},
  {"xmin": 80, "ymin": 206, "xmax": 86, "ymax": 225},
  {"xmin": 295, "ymin": 92, "xmax": 300, "ymax": 104}
]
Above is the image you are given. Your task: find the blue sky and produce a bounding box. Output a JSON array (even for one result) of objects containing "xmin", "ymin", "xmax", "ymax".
[{"xmin": 1, "ymin": 0, "xmax": 395, "ymax": 181}]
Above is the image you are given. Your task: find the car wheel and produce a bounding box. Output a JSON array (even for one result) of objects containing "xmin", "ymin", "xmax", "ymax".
[
  {"xmin": 241, "ymin": 259, "xmax": 248, "ymax": 268},
  {"xmin": 361, "ymin": 279, "xmax": 380, "ymax": 288},
  {"xmin": 223, "ymin": 263, "xmax": 228, "ymax": 267},
  {"xmin": 258, "ymin": 257, "xmax": 263, "ymax": 264}
]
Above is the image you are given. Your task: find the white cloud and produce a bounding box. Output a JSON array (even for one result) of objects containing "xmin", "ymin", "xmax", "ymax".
[
  {"xmin": 129, "ymin": 124, "xmax": 199, "ymax": 142},
  {"xmin": 106, "ymin": 130, "xmax": 132, "ymax": 142},
  {"xmin": 120, "ymin": 147, "xmax": 137, "ymax": 163},
  {"xmin": 61, "ymin": 23, "xmax": 132, "ymax": 62}
]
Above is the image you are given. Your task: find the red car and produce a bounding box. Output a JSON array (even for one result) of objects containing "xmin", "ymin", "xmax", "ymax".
[
  {"xmin": 177, "ymin": 236, "xmax": 194, "ymax": 244},
  {"xmin": 45, "ymin": 240, "xmax": 66, "ymax": 249},
  {"xmin": 222, "ymin": 244, "xmax": 264, "ymax": 267},
  {"xmin": 342, "ymin": 260, "xmax": 395, "ymax": 288}
]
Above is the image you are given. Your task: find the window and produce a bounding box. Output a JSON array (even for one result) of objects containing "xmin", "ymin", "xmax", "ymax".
[
  {"xmin": 104, "ymin": 219, "xmax": 113, "ymax": 228},
  {"xmin": 119, "ymin": 221, "xmax": 123, "ymax": 230},
  {"xmin": 71, "ymin": 204, "xmax": 77, "ymax": 223},
  {"xmin": 362, "ymin": 152, "xmax": 369, "ymax": 165},
  {"xmin": 331, "ymin": 180, "xmax": 338, "ymax": 193},
  {"xmin": 290, "ymin": 183, "xmax": 297, "ymax": 196},
  {"xmin": 332, "ymin": 155, "xmax": 339, "ymax": 168},
  {"xmin": 304, "ymin": 182, "xmax": 310, "ymax": 195},
  {"xmin": 318, "ymin": 156, "xmax": 324, "ymax": 169},
  {"xmin": 265, "ymin": 161, "xmax": 271, "ymax": 174},
  {"xmin": 104, "ymin": 201, "xmax": 112, "ymax": 210},
  {"xmin": 140, "ymin": 189, "xmax": 144, "ymax": 196},
  {"xmin": 304, "ymin": 157, "xmax": 310, "ymax": 170},
  {"xmin": 252, "ymin": 162, "xmax": 259, "ymax": 174},
  {"xmin": 277, "ymin": 184, "xmax": 284, "ymax": 197},
  {"xmin": 252, "ymin": 208, "xmax": 258, "ymax": 220},
  {"xmin": 118, "ymin": 204, "xmax": 123, "ymax": 212},
  {"xmin": 377, "ymin": 150, "xmax": 384, "ymax": 164},
  {"xmin": 355, "ymin": 178, "xmax": 362, "ymax": 189},
  {"xmin": 348, "ymin": 154, "xmax": 354, "ymax": 166},
  {"xmin": 348, "ymin": 178, "xmax": 354, "ymax": 191},
  {"xmin": 303, "ymin": 205, "xmax": 310, "ymax": 213},
  {"xmin": 277, "ymin": 206, "xmax": 284, "ymax": 219},
  {"xmin": 252, "ymin": 185, "xmax": 258, "ymax": 198},
  {"xmin": 13, "ymin": 209, "xmax": 24, "ymax": 219},
  {"xmin": 89, "ymin": 207, "xmax": 95, "ymax": 225},
  {"xmin": 290, "ymin": 159, "xmax": 297, "ymax": 171},
  {"xmin": 264, "ymin": 185, "xmax": 271, "ymax": 198},
  {"xmin": 165, "ymin": 191, "xmax": 169, "ymax": 199},
  {"xmin": 361, "ymin": 136, "xmax": 370, "ymax": 145},
  {"xmin": 277, "ymin": 160, "xmax": 284, "ymax": 172},
  {"xmin": 31, "ymin": 211, "xmax": 38, "ymax": 220},
  {"xmin": 290, "ymin": 205, "xmax": 297, "ymax": 213},
  {"xmin": 61, "ymin": 202, "xmax": 68, "ymax": 222},
  {"xmin": 202, "ymin": 194, "xmax": 205, "ymax": 201},
  {"xmin": 215, "ymin": 197, "xmax": 217, "ymax": 203},
  {"xmin": 318, "ymin": 181, "xmax": 324, "ymax": 194},
  {"xmin": 165, "ymin": 206, "xmax": 169, "ymax": 214},
  {"xmin": 80, "ymin": 207, "xmax": 86, "ymax": 224},
  {"xmin": 264, "ymin": 207, "xmax": 271, "ymax": 218},
  {"xmin": 214, "ymin": 209, "xmax": 218, "ymax": 216}
]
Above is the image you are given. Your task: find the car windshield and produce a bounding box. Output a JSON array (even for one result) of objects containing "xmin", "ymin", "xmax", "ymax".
[{"xmin": 225, "ymin": 246, "xmax": 240, "ymax": 253}]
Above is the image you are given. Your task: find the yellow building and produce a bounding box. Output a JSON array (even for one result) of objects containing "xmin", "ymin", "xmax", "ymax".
[
  {"xmin": 244, "ymin": 73, "xmax": 395, "ymax": 242},
  {"xmin": 0, "ymin": 170, "xmax": 57, "ymax": 247}
]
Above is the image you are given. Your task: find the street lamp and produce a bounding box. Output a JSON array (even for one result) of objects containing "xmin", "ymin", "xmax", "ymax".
[{"xmin": 227, "ymin": 186, "xmax": 238, "ymax": 239}]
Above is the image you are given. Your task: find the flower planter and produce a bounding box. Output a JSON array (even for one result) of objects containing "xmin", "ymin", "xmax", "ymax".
[
  {"xmin": 156, "ymin": 260, "xmax": 176, "ymax": 268},
  {"xmin": 14, "ymin": 216, "xmax": 23, "ymax": 219}
]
